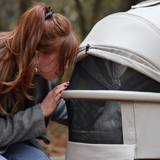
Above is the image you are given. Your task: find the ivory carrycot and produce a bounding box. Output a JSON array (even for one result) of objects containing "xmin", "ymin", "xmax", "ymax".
[{"xmin": 62, "ymin": 1, "xmax": 160, "ymax": 159}]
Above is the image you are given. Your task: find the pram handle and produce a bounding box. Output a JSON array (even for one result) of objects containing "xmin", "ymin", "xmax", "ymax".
[{"xmin": 62, "ymin": 90, "xmax": 160, "ymax": 102}]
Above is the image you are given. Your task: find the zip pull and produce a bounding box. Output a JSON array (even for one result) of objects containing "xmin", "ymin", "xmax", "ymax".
[{"xmin": 85, "ymin": 44, "xmax": 90, "ymax": 54}]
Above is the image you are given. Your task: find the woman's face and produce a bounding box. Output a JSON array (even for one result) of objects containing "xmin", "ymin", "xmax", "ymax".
[{"xmin": 36, "ymin": 50, "xmax": 69, "ymax": 81}]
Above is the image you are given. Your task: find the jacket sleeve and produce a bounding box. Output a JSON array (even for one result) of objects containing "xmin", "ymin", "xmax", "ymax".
[
  {"xmin": 0, "ymin": 75, "xmax": 68, "ymax": 147},
  {"xmin": 0, "ymin": 103, "xmax": 47, "ymax": 147},
  {"xmin": 28, "ymin": 75, "xmax": 68, "ymax": 125},
  {"xmin": 51, "ymin": 98, "xmax": 68, "ymax": 125}
]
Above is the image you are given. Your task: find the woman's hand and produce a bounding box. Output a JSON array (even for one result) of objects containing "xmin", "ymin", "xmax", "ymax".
[{"xmin": 40, "ymin": 81, "xmax": 70, "ymax": 118}]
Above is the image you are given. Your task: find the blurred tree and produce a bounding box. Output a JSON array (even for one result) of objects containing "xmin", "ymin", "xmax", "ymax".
[
  {"xmin": 0, "ymin": 0, "xmax": 19, "ymax": 31},
  {"xmin": 73, "ymin": 0, "xmax": 144, "ymax": 40},
  {"xmin": 0, "ymin": 0, "xmax": 33, "ymax": 31},
  {"xmin": 121, "ymin": 0, "xmax": 143, "ymax": 11},
  {"xmin": 18, "ymin": 0, "xmax": 32, "ymax": 15},
  {"xmin": 0, "ymin": 0, "xmax": 145, "ymax": 39}
]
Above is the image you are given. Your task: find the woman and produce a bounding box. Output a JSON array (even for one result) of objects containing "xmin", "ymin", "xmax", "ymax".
[{"xmin": 0, "ymin": 3, "xmax": 79, "ymax": 160}]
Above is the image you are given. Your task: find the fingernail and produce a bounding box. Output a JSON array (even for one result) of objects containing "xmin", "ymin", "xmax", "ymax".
[
  {"xmin": 64, "ymin": 85, "xmax": 67, "ymax": 87},
  {"xmin": 67, "ymin": 81, "xmax": 70, "ymax": 84},
  {"xmin": 59, "ymin": 90, "xmax": 62, "ymax": 94}
]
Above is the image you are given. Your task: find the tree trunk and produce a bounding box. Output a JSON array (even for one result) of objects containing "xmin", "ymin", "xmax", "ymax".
[
  {"xmin": 121, "ymin": 0, "xmax": 143, "ymax": 11},
  {"xmin": 90, "ymin": 0, "xmax": 102, "ymax": 28},
  {"xmin": 74, "ymin": 0, "xmax": 87, "ymax": 40},
  {"xmin": 18, "ymin": 0, "xmax": 32, "ymax": 15}
]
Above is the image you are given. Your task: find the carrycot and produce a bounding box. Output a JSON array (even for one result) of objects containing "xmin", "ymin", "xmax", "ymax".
[{"xmin": 62, "ymin": 0, "xmax": 160, "ymax": 159}]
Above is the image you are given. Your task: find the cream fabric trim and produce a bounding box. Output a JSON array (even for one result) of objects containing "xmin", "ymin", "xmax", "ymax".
[
  {"xmin": 65, "ymin": 141, "xmax": 135, "ymax": 160},
  {"xmin": 121, "ymin": 101, "xmax": 160, "ymax": 159}
]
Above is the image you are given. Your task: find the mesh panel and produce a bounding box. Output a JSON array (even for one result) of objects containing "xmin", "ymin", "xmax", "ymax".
[
  {"xmin": 121, "ymin": 67, "xmax": 160, "ymax": 92},
  {"xmin": 66, "ymin": 55, "xmax": 126, "ymax": 144}
]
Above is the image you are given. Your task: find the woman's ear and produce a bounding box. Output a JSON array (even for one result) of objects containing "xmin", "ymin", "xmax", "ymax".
[
  {"xmin": 35, "ymin": 51, "xmax": 41, "ymax": 73},
  {"xmin": 35, "ymin": 51, "xmax": 42, "ymax": 64}
]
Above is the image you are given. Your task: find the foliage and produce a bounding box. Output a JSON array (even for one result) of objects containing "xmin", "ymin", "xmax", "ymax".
[{"xmin": 0, "ymin": 0, "xmax": 145, "ymax": 40}]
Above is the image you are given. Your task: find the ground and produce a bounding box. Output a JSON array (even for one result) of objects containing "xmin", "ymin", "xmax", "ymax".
[{"xmin": 38, "ymin": 121, "xmax": 68, "ymax": 157}]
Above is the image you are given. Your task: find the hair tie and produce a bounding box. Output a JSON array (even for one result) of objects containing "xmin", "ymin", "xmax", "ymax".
[{"xmin": 45, "ymin": 7, "xmax": 54, "ymax": 19}]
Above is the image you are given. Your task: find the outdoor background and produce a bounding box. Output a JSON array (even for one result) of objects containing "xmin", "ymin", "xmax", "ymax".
[{"xmin": 0, "ymin": 0, "xmax": 145, "ymax": 157}]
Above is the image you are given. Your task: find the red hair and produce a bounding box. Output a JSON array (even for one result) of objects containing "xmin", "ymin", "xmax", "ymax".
[{"xmin": 0, "ymin": 3, "xmax": 79, "ymax": 115}]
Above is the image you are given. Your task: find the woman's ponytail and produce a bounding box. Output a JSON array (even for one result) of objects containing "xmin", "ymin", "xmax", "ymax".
[{"xmin": 0, "ymin": 3, "xmax": 48, "ymax": 114}]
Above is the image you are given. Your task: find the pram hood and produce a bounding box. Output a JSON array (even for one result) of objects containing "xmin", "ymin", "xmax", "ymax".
[{"xmin": 75, "ymin": 0, "xmax": 160, "ymax": 83}]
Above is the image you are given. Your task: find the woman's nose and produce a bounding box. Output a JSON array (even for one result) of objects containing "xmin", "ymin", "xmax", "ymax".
[{"xmin": 64, "ymin": 61, "xmax": 69, "ymax": 70}]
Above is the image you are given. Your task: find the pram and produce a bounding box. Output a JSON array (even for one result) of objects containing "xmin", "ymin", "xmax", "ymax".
[{"xmin": 62, "ymin": 0, "xmax": 160, "ymax": 159}]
